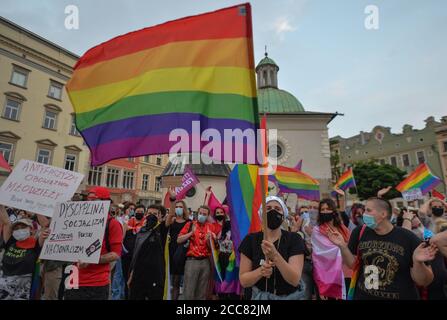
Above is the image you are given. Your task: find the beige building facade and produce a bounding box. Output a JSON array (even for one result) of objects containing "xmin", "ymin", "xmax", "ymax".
[{"xmin": 0, "ymin": 17, "xmax": 89, "ymax": 190}]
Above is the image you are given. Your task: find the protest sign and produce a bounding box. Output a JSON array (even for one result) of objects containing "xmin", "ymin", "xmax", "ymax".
[
  {"xmin": 0, "ymin": 160, "xmax": 84, "ymax": 217},
  {"xmin": 175, "ymin": 166, "xmax": 200, "ymax": 199},
  {"xmin": 40, "ymin": 201, "xmax": 110, "ymax": 263},
  {"xmin": 402, "ymin": 188, "xmax": 423, "ymax": 201}
]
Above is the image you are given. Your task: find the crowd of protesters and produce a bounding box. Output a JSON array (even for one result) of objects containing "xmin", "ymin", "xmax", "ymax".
[{"xmin": 1, "ymin": 184, "xmax": 446, "ymax": 300}]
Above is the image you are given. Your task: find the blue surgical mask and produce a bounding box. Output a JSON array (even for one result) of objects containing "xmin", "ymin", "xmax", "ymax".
[
  {"xmin": 198, "ymin": 214, "xmax": 207, "ymax": 224},
  {"xmin": 362, "ymin": 214, "xmax": 377, "ymax": 229},
  {"xmin": 175, "ymin": 207, "xmax": 183, "ymax": 217}
]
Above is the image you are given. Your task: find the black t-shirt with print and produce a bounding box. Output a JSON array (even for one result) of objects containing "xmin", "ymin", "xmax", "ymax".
[
  {"xmin": 1, "ymin": 238, "xmax": 41, "ymax": 276},
  {"xmin": 238, "ymin": 230, "xmax": 305, "ymax": 296},
  {"xmin": 348, "ymin": 226, "xmax": 421, "ymax": 300}
]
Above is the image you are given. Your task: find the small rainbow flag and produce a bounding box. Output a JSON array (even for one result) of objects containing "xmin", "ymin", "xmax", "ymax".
[
  {"xmin": 226, "ymin": 164, "xmax": 263, "ymax": 261},
  {"xmin": 396, "ymin": 163, "xmax": 442, "ymax": 195},
  {"xmin": 210, "ymin": 238, "xmax": 223, "ymax": 282},
  {"xmin": 215, "ymin": 250, "xmax": 242, "ymax": 294},
  {"xmin": 271, "ymin": 165, "xmax": 320, "ymax": 201},
  {"xmin": 66, "ymin": 4, "xmax": 259, "ymax": 165},
  {"xmin": 334, "ymin": 168, "xmax": 356, "ymax": 191}
]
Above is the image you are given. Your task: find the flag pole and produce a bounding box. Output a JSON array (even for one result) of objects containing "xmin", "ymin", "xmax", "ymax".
[{"xmin": 260, "ymin": 114, "xmax": 268, "ymax": 240}]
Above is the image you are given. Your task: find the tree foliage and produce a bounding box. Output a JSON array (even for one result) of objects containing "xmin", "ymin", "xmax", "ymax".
[{"xmin": 352, "ymin": 160, "xmax": 406, "ymax": 200}]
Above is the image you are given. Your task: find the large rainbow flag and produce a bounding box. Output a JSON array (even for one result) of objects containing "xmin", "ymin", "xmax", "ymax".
[
  {"xmin": 226, "ymin": 164, "xmax": 262, "ymax": 260},
  {"xmin": 270, "ymin": 165, "xmax": 320, "ymax": 200},
  {"xmin": 396, "ymin": 163, "xmax": 442, "ymax": 195},
  {"xmin": 334, "ymin": 168, "xmax": 356, "ymax": 191},
  {"xmin": 66, "ymin": 4, "xmax": 259, "ymax": 165}
]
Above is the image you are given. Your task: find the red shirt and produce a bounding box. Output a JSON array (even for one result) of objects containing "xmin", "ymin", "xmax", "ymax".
[
  {"xmin": 179, "ymin": 221, "xmax": 218, "ymax": 258},
  {"xmin": 127, "ymin": 217, "xmax": 146, "ymax": 233},
  {"xmin": 78, "ymin": 216, "xmax": 123, "ymax": 287}
]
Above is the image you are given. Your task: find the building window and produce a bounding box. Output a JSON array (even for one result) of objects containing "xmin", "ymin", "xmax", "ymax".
[
  {"xmin": 123, "ymin": 171, "xmax": 134, "ymax": 189},
  {"xmin": 402, "ymin": 154, "xmax": 410, "ymax": 167},
  {"xmin": 390, "ymin": 156, "xmax": 398, "ymax": 167},
  {"xmin": 64, "ymin": 154, "xmax": 77, "ymax": 171},
  {"xmin": 106, "ymin": 168, "xmax": 120, "ymax": 188},
  {"xmin": 48, "ymin": 81, "xmax": 63, "ymax": 100},
  {"xmin": 43, "ymin": 110, "xmax": 57, "ymax": 130},
  {"xmin": 143, "ymin": 156, "xmax": 150, "ymax": 163},
  {"xmin": 10, "ymin": 66, "xmax": 29, "ymax": 87},
  {"xmin": 37, "ymin": 148, "xmax": 51, "ymax": 164},
  {"xmin": 379, "ymin": 159, "xmax": 386, "ymax": 165},
  {"xmin": 69, "ymin": 115, "xmax": 80, "ymax": 136},
  {"xmin": 443, "ymin": 141, "xmax": 447, "ymax": 153},
  {"xmin": 3, "ymin": 99, "xmax": 21, "ymax": 121},
  {"xmin": 155, "ymin": 177, "xmax": 161, "ymax": 192},
  {"xmin": 0, "ymin": 142, "xmax": 13, "ymax": 164},
  {"xmin": 416, "ymin": 151, "xmax": 426, "ymax": 164},
  {"xmin": 88, "ymin": 166, "xmax": 103, "ymax": 186},
  {"xmin": 142, "ymin": 174, "xmax": 150, "ymax": 191},
  {"xmin": 156, "ymin": 155, "xmax": 162, "ymax": 166}
]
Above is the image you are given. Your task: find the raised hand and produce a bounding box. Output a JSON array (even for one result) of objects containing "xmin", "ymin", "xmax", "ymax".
[
  {"xmin": 327, "ymin": 229, "xmax": 347, "ymax": 248},
  {"xmin": 377, "ymin": 186, "xmax": 392, "ymax": 198},
  {"xmin": 168, "ymin": 186, "xmax": 177, "ymax": 199},
  {"xmin": 333, "ymin": 187, "xmax": 345, "ymax": 197},
  {"xmin": 413, "ymin": 242, "xmax": 438, "ymax": 263}
]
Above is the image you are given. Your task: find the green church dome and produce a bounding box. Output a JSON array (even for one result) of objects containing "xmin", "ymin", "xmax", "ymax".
[{"xmin": 257, "ymin": 87, "xmax": 305, "ymax": 113}]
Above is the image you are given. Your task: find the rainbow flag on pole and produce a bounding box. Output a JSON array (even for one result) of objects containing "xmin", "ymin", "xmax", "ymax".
[
  {"xmin": 334, "ymin": 168, "xmax": 356, "ymax": 191},
  {"xmin": 271, "ymin": 165, "xmax": 320, "ymax": 201},
  {"xmin": 67, "ymin": 4, "xmax": 259, "ymax": 165},
  {"xmin": 226, "ymin": 164, "xmax": 262, "ymax": 261},
  {"xmin": 210, "ymin": 238, "xmax": 223, "ymax": 282},
  {"xmin": 396, "ymin": 163, "xmax": 442, "ymax": 195}
]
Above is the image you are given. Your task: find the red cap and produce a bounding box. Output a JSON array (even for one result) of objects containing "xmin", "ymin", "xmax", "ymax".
[{"xmin": 88, "ymin": 186, "xmax": 111, "ymax": 200}]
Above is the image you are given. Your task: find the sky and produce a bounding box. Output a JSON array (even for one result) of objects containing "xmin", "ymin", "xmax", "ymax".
[{"xmin": 1, "ymin": 0, "xmax": 446, "ymax": 138}]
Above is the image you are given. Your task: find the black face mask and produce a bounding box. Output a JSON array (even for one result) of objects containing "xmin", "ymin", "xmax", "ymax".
[
  {"xmin": 215, "ymin": 215, "xmax": 225, "ymax": 221},
  {"xmin": 319, "ymin": 212, "xmax": 334, "ymax": 224},
  {"xmin": 146, "ymin": 214, "xmax": 158, "ymax": 229},
  {"xmin": 267, "ymin": 209, "xmax": 283, "ymax": 230},
  {"xmin": 432, "ymin": 207, "xmax": 445, "ymax": 217},
  {"xmin": 135, "ymin": 212, "xmax": 144, "ymax": 220}
]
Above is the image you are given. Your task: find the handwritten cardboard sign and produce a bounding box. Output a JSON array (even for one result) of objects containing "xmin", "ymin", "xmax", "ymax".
[
  {"xmin": 402, "ymin": 188, "xmax": 423, "ymax": 201},
  {"xmin": 0, "ymin": 160, "xmax": 84, "ymax": 217},
  {"xmin": 39, "ymin": 201, "xmax": 110, "ymax": 263}
]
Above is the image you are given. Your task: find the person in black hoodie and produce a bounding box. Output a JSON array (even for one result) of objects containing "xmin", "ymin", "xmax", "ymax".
[{"xmin": 127, "ymin": 205, "xmax": 167, "ymax": 300}]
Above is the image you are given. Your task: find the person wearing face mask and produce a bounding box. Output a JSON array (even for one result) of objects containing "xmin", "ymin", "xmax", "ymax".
[
  {"xmin": 327, "ymin": 197, "xmax": 437, "ymax": 300},
  {"xmin": 121, "ymin": 204, "xmax": 146, "ymax": 299},
  {"xmin": 419, "ymin": 199, "xmax": 447, "ymax": 233},
  {"xmin": 127, "ymin": 205, "xmax": 167, "ymax": 300},
  {"xmin": 398, "ymin": 209, "xmax": 447, "ymax": 300},
  {"xmin": 347, "ymin": 203, "xmax": 365, "ymax": 231},
  {"xmin": 177, "ymin": 205, "xmax": 217, "ymax": 300},
  {"xmin": 238, "ymin": 196, "xmax": 305, "ymax": 300},
  {"xmin": 0, "ymin": 205, "xmax": 49, "ymax": 300},
  {"xmin": 311, "ymin": 198, "xmax": 351, "ymax": 300},
  {"xmin": 165, "ymin": 186, "xmax": 190, "ymax": 300}
]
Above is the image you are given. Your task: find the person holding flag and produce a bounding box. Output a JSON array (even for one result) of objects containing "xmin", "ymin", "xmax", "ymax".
[{"xmin": 238, "ymin": 196, "xmax": 305, "ymax": 300}]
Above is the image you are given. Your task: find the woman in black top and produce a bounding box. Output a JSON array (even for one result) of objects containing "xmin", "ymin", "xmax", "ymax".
[
  {"xmin": 239, "ymin": 196, "xmax": 305, "ymax": 299},
  {"xmin": 165, "ymin": 187, "xmax": 190, "ymax": 300},
  {"xmin": 0, "ymin": 205, "xmax": 49, "ymax": 300}
]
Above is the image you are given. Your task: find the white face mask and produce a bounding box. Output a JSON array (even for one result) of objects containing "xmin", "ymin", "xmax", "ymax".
[{"xmin": 13, "ymin": 228, "xmax": 31, "ymax": 241}]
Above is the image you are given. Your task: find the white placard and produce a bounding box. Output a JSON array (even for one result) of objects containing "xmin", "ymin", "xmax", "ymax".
[
  {"xmin": 402, "ymin": 188, "xmax": 423, "ymax": 201},
  {"xmin": 40, "ymin": 201, "xmax": 110, "ymax": 263},
  {"xmin": 0, "ymin": 160, "xmax": 84, "ymax": 217}
]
